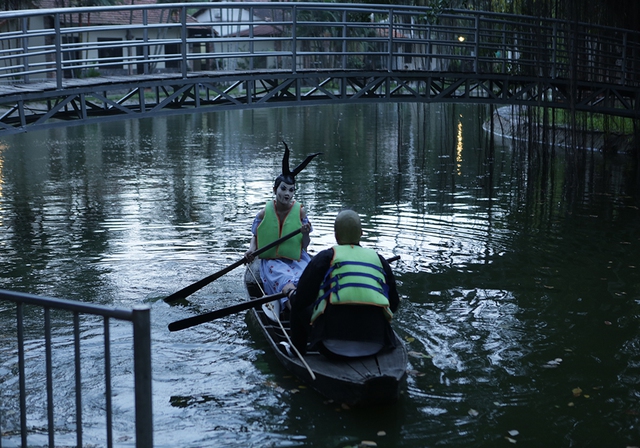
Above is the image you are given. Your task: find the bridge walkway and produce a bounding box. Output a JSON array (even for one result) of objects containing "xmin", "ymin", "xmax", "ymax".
[{"xmin": 0, "ymin": 2, "xmax": 638, "ymax": 135}]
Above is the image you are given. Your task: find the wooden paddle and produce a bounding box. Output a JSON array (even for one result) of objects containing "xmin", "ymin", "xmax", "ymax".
[
  {"xmin": 167, "ymin": 255, "xmax": 402, "ymax": 331},
  {"xmin": 164, "ymin": 227, "xmax": 302, "ymax": 304},
  {"xmin": 168, "ymin": 292, "xmax": 286, "ymax": 331}
]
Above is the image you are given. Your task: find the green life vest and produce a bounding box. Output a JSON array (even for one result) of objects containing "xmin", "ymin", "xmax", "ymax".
[
  {"xmin": 256, "ymin": 200, "xmax": 303, "ymax": 260},
  {"xmin": 311, "ymin": 245, "xmax": 393, "ymax": 323}
]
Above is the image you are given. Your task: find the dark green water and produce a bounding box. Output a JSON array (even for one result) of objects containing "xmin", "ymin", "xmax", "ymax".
[{"xmin": 0, "ymin": 103, "xmax": 639, "ymax": 447}]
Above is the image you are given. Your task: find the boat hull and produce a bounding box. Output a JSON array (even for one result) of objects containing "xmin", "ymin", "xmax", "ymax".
[{"xmin": 245, "ymin": 263, "xmax": 407, "ymax": 407}]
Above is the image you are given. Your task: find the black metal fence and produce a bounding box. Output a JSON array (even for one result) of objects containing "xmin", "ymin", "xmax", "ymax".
[
  {"xmin": 0, "ymin": 290, "xmax": 152, "ymax": 448},
  {"xmin": 0, "ymin": 3, "xmax": 638, "ymax": 134},
  {"xmin": 0, "ymin": 2, "xmax": 638, "ymax": 88}
]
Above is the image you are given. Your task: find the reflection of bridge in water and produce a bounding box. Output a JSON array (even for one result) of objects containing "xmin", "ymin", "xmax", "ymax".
[{"xmin": 0, "ymin": 3, "xmax": 639, "ymax": 135}]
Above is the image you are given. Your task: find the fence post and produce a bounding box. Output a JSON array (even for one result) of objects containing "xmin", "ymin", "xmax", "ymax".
[
  {"xmin": 474, "ymin": 15, "xmax": 479, "ymax": 73},
  {"xmin": 132, "ymin": 305, "xmax": 153, "ymax": 448},
  {"xmin": 292, "ymin": 4, "xmax": 298, "ymax": 73},
  {"xmin": 388, "ymin": 9, "xmax": 394, "ymax": 71},
  {"xmin": 17, "ymin": 303, "xmax": 27, "ymax": 448},
  {"xmin": 180, "ymin": 6, "xmax": 188, "ymax": 78},
  {"xmin": 54, "ymin": 12, "xmax": 62, "ymax": 89}
]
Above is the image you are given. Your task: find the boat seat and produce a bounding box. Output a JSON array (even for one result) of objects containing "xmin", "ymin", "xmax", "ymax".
[{"xmin": 322, "ymin": 339, "xmax": 383, "ymax": 358}]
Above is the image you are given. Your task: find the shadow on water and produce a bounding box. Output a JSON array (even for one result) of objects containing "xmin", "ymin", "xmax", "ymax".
[{"xmin": 0, "ymin": 103, "xmax": 638, "ymax": 447}]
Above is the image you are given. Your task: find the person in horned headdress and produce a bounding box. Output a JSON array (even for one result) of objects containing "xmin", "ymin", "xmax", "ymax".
[{"xmin": 245, "ymin": 142, "xmax": 321, "ymax": 305}]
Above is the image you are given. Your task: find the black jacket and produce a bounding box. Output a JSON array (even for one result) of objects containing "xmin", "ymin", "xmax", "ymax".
[{"xmin": 290, "ymin": 246, "xmax": 400, "ymax": 355}]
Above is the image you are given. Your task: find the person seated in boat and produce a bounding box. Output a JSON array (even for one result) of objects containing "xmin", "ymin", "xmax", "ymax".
[
  {"xmin": 245, "ymin": 142, "xmax": 321, "ymax": 307},
  {"xmin": 288, "ymin": 209, "xmax": 400, "ymax": 358}
]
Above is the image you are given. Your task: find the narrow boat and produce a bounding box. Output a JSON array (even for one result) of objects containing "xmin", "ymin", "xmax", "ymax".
[{"xmin": 244, "ymin": 261, "xmax": 408, "ymax": 407}]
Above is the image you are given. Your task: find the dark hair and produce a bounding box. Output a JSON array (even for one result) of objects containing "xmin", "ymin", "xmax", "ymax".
[{"xmin": 274, "ymin": 174, "xmax": 295, "ymax": 189}]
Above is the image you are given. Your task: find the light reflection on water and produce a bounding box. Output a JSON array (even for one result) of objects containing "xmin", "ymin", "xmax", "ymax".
[{"xmin": 0, "ymin": 103, "xmax": 638, "ymax": 447}]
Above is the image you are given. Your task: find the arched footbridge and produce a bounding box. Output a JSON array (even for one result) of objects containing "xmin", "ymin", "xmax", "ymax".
[{"xmin": 0, "ymin": 2, "xmax": 639, "ymax": 136}]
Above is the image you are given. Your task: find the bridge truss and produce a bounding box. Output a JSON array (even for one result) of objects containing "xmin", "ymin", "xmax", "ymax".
[{"xmin": 0, "ymin": 70, "xmax": 637, "ymax": 135}]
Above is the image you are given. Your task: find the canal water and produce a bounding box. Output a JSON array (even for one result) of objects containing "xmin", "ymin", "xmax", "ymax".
[{"xmin": 0, "ymin": 103, "xmax": 639, "ymax": 447}]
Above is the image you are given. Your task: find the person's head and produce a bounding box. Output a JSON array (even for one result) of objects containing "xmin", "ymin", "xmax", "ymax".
[
  {"xmin": 273, "ymin": 179, "xmax": 295, "ymax": 207},
  {"xmin": 334, "ymin": 210, "xmax": 362, "ymax": 245}
]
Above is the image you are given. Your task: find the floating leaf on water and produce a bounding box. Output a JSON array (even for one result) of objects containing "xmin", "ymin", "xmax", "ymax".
[
  {"xmin": 543, "ymin": 358, "xmax": 563, "ymax": 368},
  {"xmin": 359, "ymin": 441, "xmax": 377, "ymax": 447},
  {"xmin": 408, "ymin": 350, "xmax": 432, "ymax": 359},
  {"xmin": 572, "ymin": 387, "xmax": 583, "ymax": 397},
  {"xmin": 290, "ymin": 389, "xmax": 300, "ymax": 394},
  {"xmin": 468, "ymin": 409, "xmax": 479, "ymax": 417},
  {"xmin": 604, "ymin": 321, "xmax": 612, "ymax": 325},
  {"xmin": 508, "ymin": 430, "xmax": 520, "ymax": 437},
  {"xmin": 377, "ymin": 431, "xmax": 386, "ymax": 437},
  {"xmin": 505, "ymin": 436, "xmax": 517, "ymax": 444},
  {"xmin": 408, "ymin": 369, "xmax": 426, "ymax": 377},
  {"xmin": 568, "ymin": 402, "xmax": 575, "ymax": 407},
  {"xmin": 405, "ymin": 336, "xmax": 415, "ymax": 343}
]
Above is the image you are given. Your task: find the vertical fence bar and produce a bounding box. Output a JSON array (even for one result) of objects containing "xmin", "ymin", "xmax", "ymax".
[
  {"xmin": 143, "ymin": 9, "xmax": 149, "ymax": 75},
  {"xmin": 17, "ymin": 303, "xmax": 27, "ymax": 448},
  {"xmin": 622, "ymin": 31, "xmax": 628, "ymax": 85},
  {"xmin": 474, "ymin": 15, "xmax": 479, "ymax": 73},
  {"xmin": 249, "ymin": 6, "xmax": 255, "ymax": 71},
  {"xmin": 54, "ymin": 12, "xmax": 62, "ymax": 90},
  {"xmin": 180, "ymin": 6, "xmax": 187, "ymax": 78},
  {"xmin": 551, "ymin": 21, "xmax": 557, "ymax": 79},
  {"xmin": 501, "ymin": 23, "xmax": 507, "ymax": 74},
  {"xmin": 132, "ymin": 305, "xmax": 153, "ymax": 448},
  {"xmin": 388, "ymin": 9, "xmax": 394, "ymax": 71},
  {"xmin": 291, "ymin": 4, "xmax": 297, "ymax": 73},
  {"xmin": 21, "ymin": 17, "xmax": 29, "ymax": 83},
  {"xmin": 104, "ymin": 317, "xmax": 113, "ymax": 448},
  {"xmin": 74, "ymin": 312, "xmax": 83, "ymax": 448},
  {"xmin": 342, "ymin": 9, "xmax": 347, "ymax": 70},
  {"xmin": 426, "ymin": 24, "xmax": 432, "ymax": 72},
  {"xmin": 45, "ymin": 308, "xmax": 55, "ymax": 448}
]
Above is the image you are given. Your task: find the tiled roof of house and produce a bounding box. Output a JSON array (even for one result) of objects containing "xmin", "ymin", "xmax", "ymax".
[
  {"xmin": 193, "ymin": 0, "xmax": 285, "ymax": 23},
  {"xmin": 37, "ymin": 0, "xmax": 202, "ymax": 26}
]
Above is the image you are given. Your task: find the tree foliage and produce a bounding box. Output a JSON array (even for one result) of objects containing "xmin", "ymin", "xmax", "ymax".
[{"xmin": 340, "ymin": 0, "xmax": 640, "ymax": 31}]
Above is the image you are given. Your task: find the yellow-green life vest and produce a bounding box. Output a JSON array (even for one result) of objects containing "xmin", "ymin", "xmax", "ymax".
[
  {"xmin": 256, "ymin": 200, "xmax": 303, "ymax": 260},
  {"xmin": 311, "ymin": 245, "xmax": 393, "ymax": 323}
]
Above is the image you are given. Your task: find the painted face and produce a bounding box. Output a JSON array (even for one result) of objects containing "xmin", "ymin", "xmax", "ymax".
[{"xmin": 275, "ymin": 181, "xmax": 295, "ymax": 207}]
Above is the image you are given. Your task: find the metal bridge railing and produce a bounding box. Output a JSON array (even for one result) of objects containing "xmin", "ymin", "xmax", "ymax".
[
  {"xmin": 0, "ymin": 2, "xmax": 639, "ymax": 89},
  {"xmin": 0, "ymin": 290, "xmax": 153, "ymax": 448}
]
